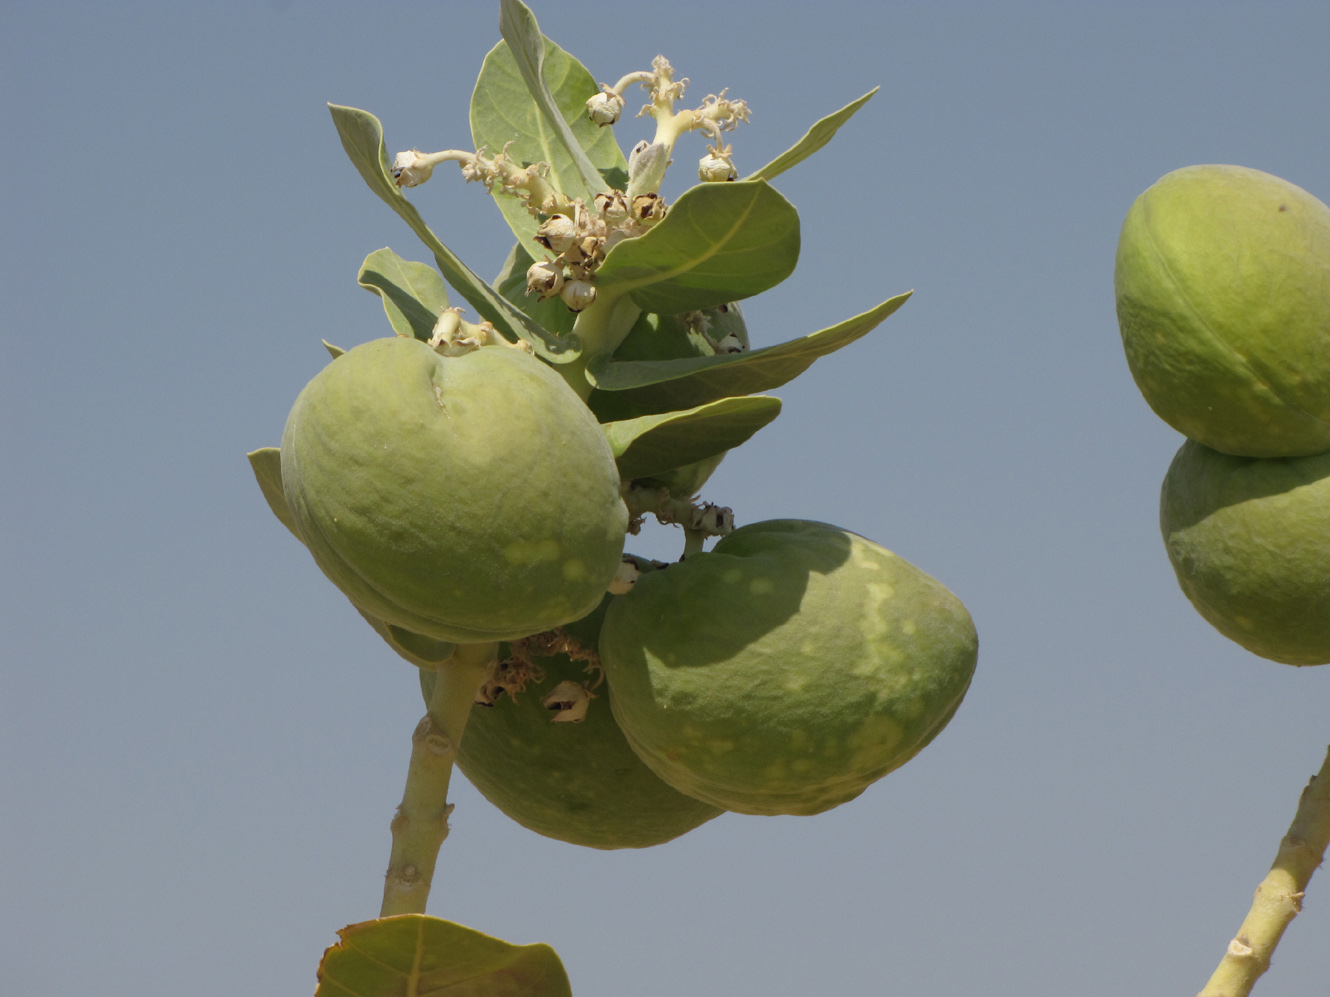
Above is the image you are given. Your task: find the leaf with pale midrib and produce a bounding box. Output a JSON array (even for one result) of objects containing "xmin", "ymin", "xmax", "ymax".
[
  {"xmin": 588, "ymin": 292, "xmax": 912, "ymax": 413},
  {"xmin": 604, "ymin": 395, "xmax": 783, "ymax": 479}
]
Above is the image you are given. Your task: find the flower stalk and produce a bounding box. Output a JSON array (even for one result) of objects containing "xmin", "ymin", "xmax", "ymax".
[
  {"xmin": 379, "ymin": 641, "xmax": 498, "ymax": 918},
  {"xmin": 1197, "ymin": 744, "xmax": 1330, "ymax": 997}
]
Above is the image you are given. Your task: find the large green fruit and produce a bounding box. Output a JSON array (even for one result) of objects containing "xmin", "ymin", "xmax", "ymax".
[
  {"xmin": 1160, "ymin": 440, "xmax": 1330, "ymax": 665},
  {"xmin": 421, "ymin": 599, "xmax": 723, "ymax": 849},
  {"xmin": 600, "ymin": 520, "xmax": 978, "ymax": 816},
  {"xmin": 281, "ymin": 337, "xmax": 628, "ymax": 643},
  {"xmin": 1115, "ymin": 165, "xmax": 1330, "ymax": 457}
]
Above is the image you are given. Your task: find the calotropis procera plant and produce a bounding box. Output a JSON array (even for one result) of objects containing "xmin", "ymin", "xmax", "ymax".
[
  {"xmin": 248, "ymin": 2, "xmax": 978, "ymax": 991},
  {"xmin": 1115, "ymin": 164, "xmax": 1330, "ymax": 996}
]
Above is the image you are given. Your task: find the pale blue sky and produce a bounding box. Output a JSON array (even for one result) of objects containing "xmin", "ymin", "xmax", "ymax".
[{"xmin": 5, "ymin": 3, "xmax": 1330, "ymax": 995}]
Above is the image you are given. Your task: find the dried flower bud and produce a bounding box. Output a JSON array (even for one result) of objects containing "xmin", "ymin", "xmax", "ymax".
[
  {"xmin": 534, "ymin": 214, "xmax": 577, "ymax": 254},
  {"xmin": 594, "ymin": 190, "xmax": 630, "ymax": 224},
  {"xmin": 698, "ymin": 143, "xmax": 737, "ymax": 182},
  {"xmin": 585, "ymin": 90, "xmax": 625, "ymax": 127},
  {"xmin": 561, "ymin": 278, "xmax": 597, "ymax": 312},
  {"xmin": 631, "ymin": 192, "xmax": 666, "ymax": 221},
  {"xmin": 391, "ymin": 149, "xmax": 435, "ymax": 188},
  {"xmin": 525, "ymin": 260, "xmax": 564, "ymax": 300}
]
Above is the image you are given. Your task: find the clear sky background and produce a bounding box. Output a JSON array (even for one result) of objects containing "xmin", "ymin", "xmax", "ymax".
[{"xmin": 5, "ymin": 2, "xmax": 1330, "ymax": 995}]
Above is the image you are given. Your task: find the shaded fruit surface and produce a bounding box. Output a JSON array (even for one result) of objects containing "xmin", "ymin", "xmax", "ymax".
[
  {"xmin": 600, "ymin": 520, "xmax": 978, "ymax": 816},
  {"xmin": 1160, "ymin": 440, "xmax": 1330, "ymax": 665},
  {"xmin": 281, "ymin": 337, "xmax": 628, "ymax": 643},
  {"xmin": 421, "ymin": 599, "xmax": 722, "ymax": 849},
  {"xmin": 1115, "ymin": 164, "xmax": 1330, "ymax": 457}
]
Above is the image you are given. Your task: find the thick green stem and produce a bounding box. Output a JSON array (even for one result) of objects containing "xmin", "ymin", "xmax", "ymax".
[
  {"xmin": 560, "ymin": 292, "xmax": 641, "ymax": 401},
  {"xmin": 379, "ymin": 641, "xmax": 497, "ymax": 918},
  {"xmin": 1197, "ymin": 744, "xmax": 1330, "ymax": 997}
]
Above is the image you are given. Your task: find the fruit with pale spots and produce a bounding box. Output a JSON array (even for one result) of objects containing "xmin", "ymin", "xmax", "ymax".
[{"xmin": 599, "ymin": 520, "xmax": 978, "ymax": 816}]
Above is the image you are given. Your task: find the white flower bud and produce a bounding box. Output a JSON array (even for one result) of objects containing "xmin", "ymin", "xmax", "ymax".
[
  {"xmin": 525, "ymin": 260, "xmax": 564, "ymax": 300},
  {"xmin": 698, "ymin": 143, "xmax": 737, "ymax": 182},
  {"xmin": 391, "ymin": 149, "xmax": 436, "ymax": 188},
  {"xmin": 716, "ymin": 333, "xmax": 745, "ymax": 354},
  {"xmin": 543, "ymin": 680, "xmax": 593, "ymax": 723},
  {"xmin": 561, "ymin": 278, "xmax": 597, "ymax": 312},
  {"xmin": 608, "ymin": 559, "xmax": 642, "ymax": 594},
  {"xmin": 585, "ymin": 90, "xmax": 625, "ymax": 127},
  {"xmin": 534, "ymin": 214, "xmax": 577, "ymax": 254}
]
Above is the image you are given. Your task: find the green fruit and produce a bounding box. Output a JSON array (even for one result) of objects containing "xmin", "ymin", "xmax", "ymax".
[
  {"xmin": 599, "ymin": 520, "xmax": 978, "ymax": 816},
  {"xmin": 1115, "ymin": 164, "xmax": 1330, "ymax": 457},
  {"xmin": 422, "ymin": 599, "xmax": 723, "ymax": 849},
  {"xmin": 1160, "ymin": 440, "xmax": 1330, "ymax": 665},
  {"xmin": 281, "ymin": 337, "xmax": 628, "ymax": 643}
]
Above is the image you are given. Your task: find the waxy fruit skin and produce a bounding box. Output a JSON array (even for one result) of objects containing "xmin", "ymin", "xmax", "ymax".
[
  {"xmin": 437, "ymin": 599, "xmax": 723, "ymax": 849},
  {"xmin": 281, "ymin": 337, "xmax": 628, "ymax": 643},
  {"xmin": 599, "ymin": 520, "xmax": 978, "ymax": 816},
  {"xmin": 1160, "ymin": 440, "xmax": 1330, "ymax": 666},
  {"xmin": 1115, "ymin": 165, "xmax": 1330, "ymax": 457}
]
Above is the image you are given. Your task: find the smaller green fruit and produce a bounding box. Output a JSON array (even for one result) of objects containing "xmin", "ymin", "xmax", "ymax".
[
  {"xmin": 600, "ymin": 520, "xmax": 978, "ymax": 816},
  {"xmin": 1160, "ymin": 440, "xmax": 1330, "ymax": 665},
  {"xmin": 424, "ymin": 598, "xmax": 723, "ymax": 849},
  {"xmin": 1115, "ymin": 165, "xmax": 1330, "ymax": 457}
]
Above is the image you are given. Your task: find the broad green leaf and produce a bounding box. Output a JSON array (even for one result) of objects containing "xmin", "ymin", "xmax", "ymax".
[
  {"xmin": 247, "ymin": 447, "xmax": 298, "ymax": 539},
  {"xmin": 744, "ymin": 88, "xmax": 879, "ymax": 182},
  {"xmin": 604, "ymin": 395, "xmax": 782, "ymax": 480},
  {"xmin": 316, "ymin": 914, "xmax": 571, "ymax": 997},
  {"xmin": 497, "ymin": 0, "xmax": 608, "ymax": 204},
  {"xmin": 323, "ymin": 340, "xmax": 346, "ymax": 359},
  {"xmin": 588, "ymin": 292, "xmax": 912, "ymax": 413},
  {"xmin": 328, "ymin": 103, "xmax": 576, "ymax": 363},
  {"xmin": 472, "ymin": 37, "xmax": 627, "ymax": 249},
  {"xmin": 494, "ymin": 241, "xmax": 577, "ymax": 337},
  {"xmin": 358, "ymin": 249, "xmax": 450, "ymax": 342},
  {"xmin": 596, "ymin": 180, "xmax": 800, "ymax": 314}
]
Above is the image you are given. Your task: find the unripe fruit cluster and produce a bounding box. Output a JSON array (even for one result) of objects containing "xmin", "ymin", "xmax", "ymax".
[{"xmin": 1114, "ymin": 165, "xmax": 1330, "ymax": 664}]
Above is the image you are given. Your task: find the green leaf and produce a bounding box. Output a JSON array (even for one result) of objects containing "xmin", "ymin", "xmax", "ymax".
[
  {"xmin": 588, "ymin": 292, "xmax": 912, "ymax": 413},
  {"xmin": 472, "ymin": 36, "xmax": 627, "ymax": 248},
  {"xmin": 596, "ymin": 180, "xmax": 800, "ymax": 314},
  {"xmin": 327, "ymin": 103, "xmax": 576, "ymax": 363},
  {"xmin": 247, "ymin": 447, "xmax": 299, "ymax": 539},
  {"xmin": 315, "ymin": 915, "xmax": 571, "ymax": 997},
  {"xmin": 357, "ymin": 248, "xmax": 450, "ymax": 342},
  {"xmin": 605, "ymin": 395, "xmax": 782, "ymax": 480},
  {"xmin": 323, "ymin": 340, "xmax": 346, "ymax": 359},
  {"xmin": 497, "ymin": 0, "xmax": 608, "ymax": 204},
  {"xmin": 744, "ymin": 88, "xmax": 878, "ymax": 182}
]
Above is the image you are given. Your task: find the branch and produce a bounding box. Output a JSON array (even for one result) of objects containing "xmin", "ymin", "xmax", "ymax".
[{"xmin": 1197, "ymin": 744, "xmax": 1330, "ymax": 997}]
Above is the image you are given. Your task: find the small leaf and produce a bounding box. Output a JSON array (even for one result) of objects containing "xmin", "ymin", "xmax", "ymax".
[
  {"xmin": 744, "ymin": 88, "xmax": 878, "ymax": 182},
  {"xmin": 588, "ymin": 292, "xmax": 911, "ymax": 413},
  {"xmin": 605, "ymin": 395, "xmax": 783, "ymax": 480},
  {"xmin": 315, "ymin": 914, "xmax": 571, "ymax": 997},
  {"xmin": 358, "ymin": 249, "xmax": 450, "ymax": 342},
  {"xmin": 323, "ymin": 340, "xmax": 346, "ymax": 359},
  {"xmin": 597, "ymin": 181, "xmax": 800, "ymax": 314},
  {"xmin": 497, "ymin": 0, "xmax": 608, "ymax": 203},
  {"xmin": 472, "ymin": 37, "xmax": 627, "ymax": 248},
  {"xmin": 327, "ymin": 103, "xmax": 576, "ymax": 363},
  {"xmin": 247, "ymin": 448, "xmax": 299, "ymax": 539}
]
